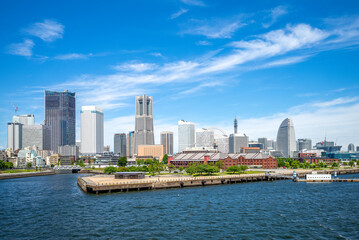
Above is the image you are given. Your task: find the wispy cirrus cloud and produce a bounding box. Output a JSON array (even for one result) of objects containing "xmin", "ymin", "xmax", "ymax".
[
  {"xmin": 181, "ymin": 0, "xmax": 206, "ymax": 7},
  {"xmin": 170, "ymin": 8, "xmax": 188, "ymax": 19},
  {"xmin": 24, "ymin": 19, "xmax": 64, "ymax": 42},
  {"xmin": 196, "ymin": 40, "xmax": 212, "ymax": 45},
  {"xmin": 311, "ymin": 97, "xmax": 359, "ymax": 107},
  {"xmin": 263, "ymin": 5, "xmax": 288, "ymax": 28},
  {"xmin": 54, "ymin": 53, "xmax": 92, "ymax": 60},
  {"xmin": 7, "ymin": 39, "xmax": 34, "ymax": 56},
  {"xmin": 183, "ymin": 18, "xmax": 245, "ymax": 38},
  {"xmin": 44, "ymin": 19, "xmax": 359, "ymax": 112}
]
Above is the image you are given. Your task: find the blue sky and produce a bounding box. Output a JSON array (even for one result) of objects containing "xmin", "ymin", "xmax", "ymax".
[{"xmin": 1, "ymin": 0, "xmax": 359, "ymax": 152}]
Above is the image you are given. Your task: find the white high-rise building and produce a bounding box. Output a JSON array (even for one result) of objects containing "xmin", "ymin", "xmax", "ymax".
[
  {"xmin": 178, "ymin": 120, "xmax": 195, "ymax": 152},
  {"xmin": 276, "ymin": 118, "xmax": 297, "ymax": 157},
  {"xmin": 7, "ymin": 122, "xmax": 22, "ymax": 151},
  {"xmin": 22, "ymin": 124, "xmax": 51, "ymax": 150},
  {"xmin": 214, "ymin": 135, "xmax": 229, "ymax": 153},
  {"xmin": 12, "ymin": 114, "xmax": 35, "ymax": 126},
  {"xmin": 229, "ymin": 133, "xmax": 248, "ymax": 153},
  {"xmin": 196, "ymin": 128, "xmax": 214, "ymax": 148},
  {"xmin": 80, "ymin": 106, "xmax": 104, "ymax": 155}
]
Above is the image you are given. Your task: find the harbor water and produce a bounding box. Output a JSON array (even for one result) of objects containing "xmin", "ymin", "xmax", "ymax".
[{"xmin": 0, "ymin": 174, "xmax": 358, "ymax": 239}]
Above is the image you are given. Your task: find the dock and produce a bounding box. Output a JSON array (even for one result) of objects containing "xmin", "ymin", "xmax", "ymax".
[
  {"xmin": 296, "ymin": 179, "xmax": 359, "ymax": 183},
  {"xmin": 78, "ymin": 173, "xmax": 296, "ymax": 194},
  {"xmin": 0, "ymin": 170, "xmax": 55, "ymax": 180}
]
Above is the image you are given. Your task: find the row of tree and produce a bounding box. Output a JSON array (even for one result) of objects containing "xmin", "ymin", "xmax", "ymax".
[
  {"xmin": 0, "ymin": 160, "xmax": 14, "ymax": 170},
  {"xmin": 278, "ymin": 158, "xmax": 359, "ymax": 169}
]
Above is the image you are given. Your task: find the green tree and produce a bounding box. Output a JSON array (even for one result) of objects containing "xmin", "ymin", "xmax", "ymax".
[
  {"xmin": 215, "ymin": 160, "xmax": 225, "ymax": 170},
  {"xmin": 26, "ymin": 162, "xmax": 32, "ymax": 169},
  {"xmin": 144, "ymin": 159, "xmax": 153, "ymax": 165},
  {"xmin": 162, "ymin": 154, "xmax": 168, "ymax": 164},
  {"xmin": 179, "ymin": 166, "xmax": 184, "ymax": 171},
  {"xmin": 304, "ymin": 162, "xmax": 311, "ymax": 169},
  {"xmin": 168, "ymin": 163, "xmax": 176, "ymax": 173},
  {"xmin": 148, "ymin": 160, "xmax": 165, "ymax": 176},
  {"xmin": 343, "ymin": 162, "xmax": 348, "ymax": 166},
  {"xmin": 285, "ymin": 162, "xmax": 291, "ymax": 168},
  {"xmin": 331, "ymin": 162, "xmax": 338, "ymax": 168},
  {"xmin": 117, "ymin": 157, "xmax": 127, "ymax": 167},
  {"xmin": 35, "ymin": 166, "xmax": 38, "ymax": 171},
  {"xmin": 349, "ymin": 160, "xmax": 354, "ymax": 167},
  {"xmin": 356, "ymin": 160, "xmax": 359, "ymax": 167},
  {"xmin": 291, "ymin": 160, "xmax": 300, "ymax": 169},
  {"xmin": 104, "ymin": 166, "xmax": 118, "ymax": 174},
  {"xmin": 239, "ymin": 165, "xmax": 248, "ymax": 173},
  {"xmin": 277, "ymin": 158, "xmax": 285, "ymax": 167},
  {"xmin": 136, "ymin": 159, "xmax": 144, "ymax": 165},
  {"xmin": 226, "ymin": 165, "xmax": 241, "ymax": 174}
]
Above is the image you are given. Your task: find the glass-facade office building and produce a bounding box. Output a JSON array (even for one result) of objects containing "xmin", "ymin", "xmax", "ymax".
[{"xmin": 45, "ymin": 90, "xmax": 76, "ymax": 152}]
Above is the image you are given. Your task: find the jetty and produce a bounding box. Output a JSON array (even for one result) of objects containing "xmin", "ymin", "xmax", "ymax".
[{"xmin": 78, "ymin": 168, "xmax": 359, "ymax": 194}]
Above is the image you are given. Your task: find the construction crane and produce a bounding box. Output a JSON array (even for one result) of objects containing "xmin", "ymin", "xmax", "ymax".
[{"xmin": 10, "ymin": 102, "xmax": 18, "ymax": 115}]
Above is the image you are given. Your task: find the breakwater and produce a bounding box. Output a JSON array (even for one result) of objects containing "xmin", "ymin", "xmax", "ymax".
[
  {"xmin": 78, "ymin": 168, "xmax": 359, "ymax": 194},
  {"xmin": 0, "ymin": 170, "xmax": 55, "ymax": 180}
]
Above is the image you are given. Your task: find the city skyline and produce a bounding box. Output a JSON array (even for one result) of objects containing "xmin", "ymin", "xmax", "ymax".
[{"xmin": 1, "ymin": 0, "xmax": 359, "ymax": 151}]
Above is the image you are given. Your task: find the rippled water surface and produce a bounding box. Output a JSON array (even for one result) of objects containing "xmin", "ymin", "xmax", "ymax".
[{"xmin": 1, "ymin": 174, "xmax": 359, "ymax": 239}]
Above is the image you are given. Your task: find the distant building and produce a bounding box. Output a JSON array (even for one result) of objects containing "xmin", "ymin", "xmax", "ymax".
[
  {"xmin": 22, "ymin": 124, "xmax": 51, "ymax": 150},
  {"xmin": 267, "ymin": 140, "xmax": 276, "ymax": 150},
  {"xmin": 104, "ymin": 145, "xmax": 110, "ymax": 153},
  {"xmin": 7, "ymin": 122, "xmax": 22, "ymax": 151},
  {"xmin": 126, "ymin": 131, "xmax": 135, "ymax": 157},
  {"xmin": 229, "ymin": 133, "xmax": 248, "ymax": 154},
  {"xmin": 45, "ymin": 90, "xmax": 76, "ymax": 152},
  {"xmin": 114, "ymin": 133, "xmax": 127, "ymax": 157},
  {"xmin": 241, "ymin": 147, "xmax": 261, "ymax": 153},
  {"xmin": 160, "ymin": 131, "xmax": 173, "ymax": 155},
  {"xmin": 12, "ymin": 114, "xmax": 35, "ymax": 125},
  {"xmin": 258, "ymin": 138, "xmax": 268, "ymax": 150},
  {"xmin": 297, "ymin": 138, "xmax": 312, "ymax": 151},
  {"xmin": 276, "ymin": 118, "xmax": 297, "ymax": 157},
  {"xmin": 76, "ymin": 140, "xmax": 81, "ymax": 153},
  {"xmin": 214, "ymin": 135, "xmax": 229, "ymax": 153},
  {"xmin": 357, "ymin": 146, "xmax": 359, "ymax": 152},
  {"xmin": 196, "ymin": 128, "xmax": 214, "ymax": 148},
  {"xmin": 134, "ymin": 95, "xmax": 155, "ymax": 154},
  {"xmin": 178, "ymin": 120, "xmax": 195, "ymax": 152},
  {"xmin": 80, "ymin": 106, "xmax": 104, "ymax": 155},
  {"xmin": 249, "ymin": 142, "xmax": 264, "ymax": 149},
  {"xmin": 137, "ymin": 145, "xmax": 164, "ymax": 161},
  {"xmin": 348, "ymin": 143, "xmax": 355, "ymax": 152},
  {"xmin": 314, "ymin": 141, "xmax": 341, "ymax": 152},
  {"xmin": 58, "ymin": 145, "xmax": 79, "ymax": 159}
]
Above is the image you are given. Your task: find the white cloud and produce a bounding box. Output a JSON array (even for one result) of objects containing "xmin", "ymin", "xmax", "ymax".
[
  {"xmin": 183, "ymin": 19, "xmax": 245, "ymax": 39},
  {"xmin": 7, "ymin": 39, "xmax": 34, "ymax": 56},
  {"xmin": 24, "ymin": 19, "xmax": 64, "ymax": 42},
  {"xmin": 181, "ymin": 0, "xmax": 205, "ymax": 7},
  {"xmin": 150, "ymin": 52, "xmax": 164, "ymax": 58},
  {"xmin": 170, "ymin": 8, "xmax": 188, "ymax": 19},
  {"xmin": 113, "ymin": 63, "xmax": 157, "ymax": 72},
  {"xmin": 196, "ymin": 40, "xmax": 212, "ymax": 45},
  {"xmin": 54, "ymin": 53, "xmax": 91, "ymax": 60},
  {"xmin": 311, "ymin": 97, "xmax": 359, "ymax": 107},
  {"xmin": 263, "ymin": 5, "xmax": 288, "ymax": 28}
]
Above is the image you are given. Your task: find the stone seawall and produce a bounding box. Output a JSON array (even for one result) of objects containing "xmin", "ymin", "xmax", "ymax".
[{"xmin": 0, "ymin": 170, "xmax": 55, "ymax": 180}]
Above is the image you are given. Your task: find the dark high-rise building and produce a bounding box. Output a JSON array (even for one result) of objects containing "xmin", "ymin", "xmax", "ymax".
[
  {"xmin": 234, "ymin": 117, "xmax": 238, "ymax": 134},
  {"xmin": 297, "ymin": 138, "xmax": 312, "ymax": 151},
  {"xmin": 134, "ymin": 95, "xmax": 154, "ymax": 154},
  {"xmin": 126, "ymin": 131, "xmax": 135, "ymax": 157},
  {"xmin": 114, "ymin": 133, "xmax": 127, "ymax": 157},
  {"xmin": 161, "ymin": 131, "xmax": 173, "ymax": 155},
  {"xmin": 45, "ymin": 90, "xmax": 76, "ymax": 152}
]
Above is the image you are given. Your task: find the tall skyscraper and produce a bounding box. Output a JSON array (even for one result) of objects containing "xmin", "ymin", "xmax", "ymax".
[
  {"xmin": 134, "ymin": 95, "xmax": 154, "ymax": 154},
  {"xmin": 160, "ymin": 131, "xmax": 174, "ymax": 155},
  {"xmin": 234, "ymin": 117, "xmax": 238, "ymax": 134},
  {"xmin": 348, "ymin": 143, "xmax": 355, "ymax": 152},
  {"xmin": 297, "ymin": 138, "xmax": 312, "ymax": 151},
  {"xmin": 258, "ymin": 137, "xmax": 268, "ymax": 150},
  {"xmin": 7, "ymin": 122, "xmax": 22, "ymax": 151},
  {"xmin": 229, "ymin": 133, "xmax": 248, "ymax": 153},
  {"xmin": 196, "ymin": 128, "xmax": 214, "ymax": 148},
  {"xmin": 276, "ymin": 118, "xmax": 297, "ymax": 157},
  {"xmin": 12, "ymin": 114, "xmax": 35, "ymax": 125},
  {"xmin": 114, "ymin": 133, "xmax": 127, "ymax": 157},
  {"xmin": 178, "ymin": 120, "xmax": 195, "ymax": 152},
  {"xmin": 22, "ymin": 124, "xmax": 50, "ymax": 150},
  {"xmin": 80, "ymin": 106, "xmax": 104, "ymax": 155},
  {"xmin": 126, "ymin": 131, "xmax": 135, "ymax": 157},
  {"xmin": 45, "ymin": 90, "xmax": 76, "ymax": 152}
]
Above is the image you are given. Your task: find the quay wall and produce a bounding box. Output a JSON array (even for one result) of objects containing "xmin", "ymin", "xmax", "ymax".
[{"xmin": 0, "ymin": 170, "xmax": 55, "ymax": 180}]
